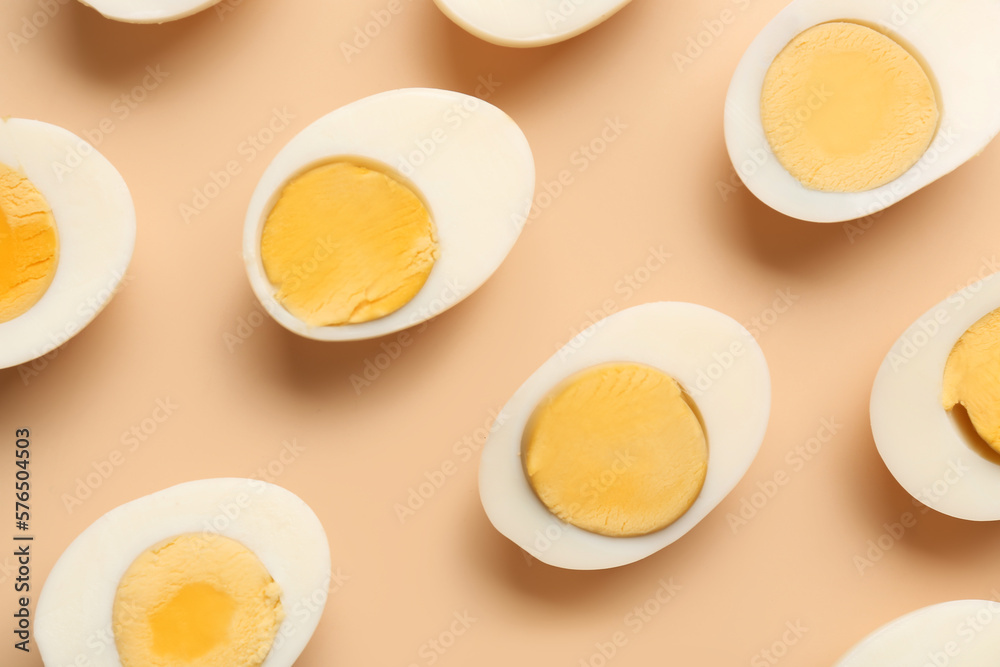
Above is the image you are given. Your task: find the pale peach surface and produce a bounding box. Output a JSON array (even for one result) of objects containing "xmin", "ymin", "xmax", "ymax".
[{"xmin": 2, "ymin": 1, "xmax": 1000, "ymax": 666}]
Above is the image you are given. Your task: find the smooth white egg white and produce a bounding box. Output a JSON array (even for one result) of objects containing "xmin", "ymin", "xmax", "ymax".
[
  {"xmin": 479, "ymin": 302, "xmax": 771, "ymax": 570},
  {"xmin": 871, "ymin": 272, "xmax": 1000, "ymax": 521},
  {"xmin": 433, "ymin": 0, "xmax": 632, "ymax": 47},
  {"xmin": 76, "ymin": 0, "xmax": 223, "ymax": 23},
  {"xmin": 35, "ymin": 478, "xmax": 331, "ymax": 667},
  {"xmin": 724, "ymin": 0, "xmax": 1000, "ymax": 223},
  {"xmin": 243, "ymin": 88, "xmax": 535, "ymax": 342},
  {"xmin": 0, "ymin": 118, "xmax": 135, "ymax": 370},
  {"xmin": 834, "ymin": 600, "xmax": 1000, "ymax": 667}
]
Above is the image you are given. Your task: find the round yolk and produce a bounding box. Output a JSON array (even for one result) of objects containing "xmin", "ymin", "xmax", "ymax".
[
  {"xmin": 260, "ymin": 160, "xmax": 439, "ymax": 326},
  {"xmin": 0, "ymin": 162, "xmax": 59, "ymax": 323},
  {"xmin": 112, "ymin": 533, "xmax": 284, "ymax": 667},
  {"xmin": 760, "ymin": 22, "xmax": 939, "ymax": 192},
  {"xmin": 942, "ymin": 307, "xmax": 1000, "ymax": 456},
  {"xmin": 522, "ymin": 362, "xmax": 709, "ymax": 537}
]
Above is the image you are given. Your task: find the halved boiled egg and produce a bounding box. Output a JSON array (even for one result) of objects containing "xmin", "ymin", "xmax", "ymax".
[
  {"xmin": 834, "ymin": 599, "xmax": 1000, "ymax": 667},
  {"xmin": 36, "ymin": 478, "xmax": 331, "ymax": 667},
  {"xmin": 243, "ymin": 88, "xmax": 534, "ymax": 342},
  {"xmin": 479, "ymin": 302, "xmax": 771, "ymax": 570},
  {"xmin": 0, "ymin": 118, "xmax": 135, "ymax": 370},
  {"xmin": 724, "ymin": 0, "xmax": 1000, "ymax": 222},
  {"xmin": 871, "ymin": 271, "xmax": 1000, "ymax": 521},
  {"xmin": 76, "ymin": 0, "xmax": 223, "ymax": 23},
  {"xmin": 433, "ymin": 0, "xmax": 632, "ymax": 47}
]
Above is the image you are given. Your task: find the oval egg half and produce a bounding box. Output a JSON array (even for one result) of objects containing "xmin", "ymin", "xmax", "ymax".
[
  {"xmin": 0, "ymin": 118, "xmax": 135, "ymax": 370},
  {"xmin": 36, "ymin": 478, "xmax": 331, "ymax": 667},
  {"xmin": 243, "ymin": 88, "xmax": 535, "ymax": 341},
  {"xmin": 479, "ymin": 302, "xmax": 771, "ymax": 570},
  {"xmin": 433, "ymin": 0, "xmax": 633, "ymax": 47},
  {"xmin": 871, "ymin": 271, "xmax": 1000, "ymax": 521},
  {"xmin": 834, "ymin": 599, "xmax": 1000, "ymax": 667},
  {"xmin": 724, "ymin": 0, "xmax": 1000, "ymax": 222},
  {"xmin": 77, "ymin": 0, "xmax": 223, "ymax": 23}
]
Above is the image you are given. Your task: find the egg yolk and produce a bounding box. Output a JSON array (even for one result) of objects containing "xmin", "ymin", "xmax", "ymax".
[
  {"xmin": 760, "ymin": 22, "xmax": 939, "ymax": 192},
  {"xmin": 522, "ymin": 362, "xmax": 708, "ymax": 537},
  {"xmin": 260, "ymin": 160, "xmax": 439, "ymax": 326},
  {"xmin": 942, "ymin": 307, "xmax": 1000, "ymax": 455},
  {"xmin": 0, "ymin": 162, "xmax": 59, "ymax": 323},
  {"xmin": 112, "ymin": 533, "xmax": 284, "ymax": 667}
]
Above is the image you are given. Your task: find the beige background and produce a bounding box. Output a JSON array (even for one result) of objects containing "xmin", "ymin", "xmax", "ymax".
[{"xmin": 3, "ymin": 0, "xmax": 1000, "ymax": 665}]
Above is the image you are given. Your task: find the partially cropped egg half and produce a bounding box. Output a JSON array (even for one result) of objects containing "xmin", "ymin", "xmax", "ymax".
[
  {"xmin": 0, "ymin": 118, "xmax": 135, "ymax": 370},
  {"xmin": 433, "ymin": 0, "xmax": 632, "ymax": 47},
  {"xmin": 871, "ymin": 271, "xmax": 1000, "ymax": 521},
  {"xmin": 479, "ymin": 302, "xmax": 771, "ymax": 570},
  {"xmin": 243, "ymin": 88, "xmax": 535, "ymax": 342},
  {"xmin": 76, "ymin": 0, "xmax": 223, "ymax": 23},
  {"xmin": 834, "ymin": 599, "xmax": 1000, "ymax": 667},
  {"xmin": 724, "ymin": 0, "xmax": 1000, "ymax": 222},
  {"xmin": 36, "ymin": 478, "xmax": 331, "ymax": 667}
]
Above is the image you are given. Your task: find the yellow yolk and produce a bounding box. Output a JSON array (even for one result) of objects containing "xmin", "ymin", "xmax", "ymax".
[
  {"xmin": 0, "ymin": 162, "xmax": 59, "ymax": 323},
  {"xmin": 942, "ymin": 307, "xmax": 1000, "ymax": 455},
  {"xmin": 260, "ymin": 160, "xmax": 438, "ymax": 326},
  {"xmin": 523, "ymin": 363, "xmax": 708, "ymax": 537},
  {"xmin": 760, "ymin": 22, "xmax": 939, "ymax": 192},
  {"xmin": 113, "ymin": 533, "xmax": 284, "ymax": 667}
]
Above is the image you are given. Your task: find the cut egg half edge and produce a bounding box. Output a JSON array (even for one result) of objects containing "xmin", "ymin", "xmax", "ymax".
[
  {"xmin": 433, "ymin": 0, "xmax": 633, "ymax": 47},
  {"xmin": 480, "ymin": 302, "xmax": 771, "ymax": 570},
  {"xmin": 76, "ymin": 0, "xmax": 224, "ymax": 23},
  {"xmin": 871, "ymin": 271, "xmax": 1000, "ymax": 521},
  {"xmin": 724, "ymin": 0, "xmax": 1000, "ymax": 222},
  {"xmin": 0, "ymin": 118, "xmax": 135, "ymax": 370},
  {"xmin": 243, "ymin": 88, "xmax": 535, "ymax": 342},
  {"xmin": 35, "ymin": 478, "xmax": 331, "ymax": 667},
  {"xmin": 834, "ymin": 599, "xmax": 1000, "ymax": 667}
]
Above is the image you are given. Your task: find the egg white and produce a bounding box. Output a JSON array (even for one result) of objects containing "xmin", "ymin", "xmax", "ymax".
[
  {"xmin": 479, "ymin": 302, "xmax": 771, "ymax": 570},
  {"xmin": 243, "ymin": 87, "xmax": 535, "ymax": 342},
  {"xmin": 35, "ymin": 479, "xmax": 331, "ymax": 667},
  {"xmin": 871, "ymin": 271, "xmax": 1000, "ymax": 521},
  {"xmin": 0, "ymin": 118, "xmax": 135, "ymax": 370},
  {"xmin": 724, "ymin": 0, "xmax": 1000, "ymax": 223},
  {"xmin": 76, "ymin": 0, "xmax": 223, "ymax": 23},
  {"xmin": 834, "ymin": 599, "xmax": 1000, "ymax": 666},
  {"xmin": 433, "ymin": 0, "xmax": 632, "ymax": 47}
]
